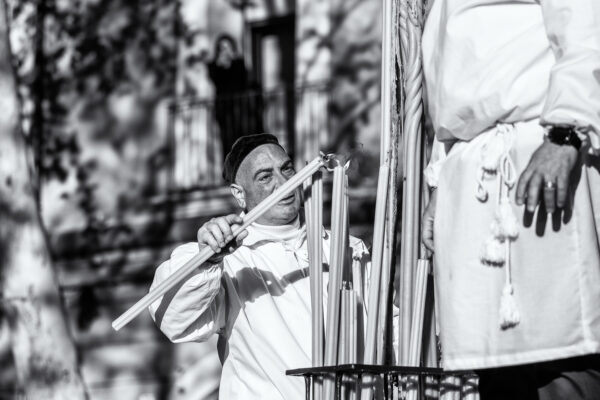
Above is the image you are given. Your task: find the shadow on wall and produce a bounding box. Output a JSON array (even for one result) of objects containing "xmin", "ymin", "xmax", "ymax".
[
  {"xmin": 296, "ymin": 0, "xmax": 383, "ymax": 185},
  {"xmin": 9, "ymin": 0, "xmax": 178, "ymax": 234}
]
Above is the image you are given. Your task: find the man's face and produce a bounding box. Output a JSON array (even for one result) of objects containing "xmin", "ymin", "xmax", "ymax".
[
  {"xmin": 216, "ymin": 40, "xmax": 234, "ymax": 67},
  {"xmin": 233, "ymin": 144, "xmax": 301, "ymax": 225}
]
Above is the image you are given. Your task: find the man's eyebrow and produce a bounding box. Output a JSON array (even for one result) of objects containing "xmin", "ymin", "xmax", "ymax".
[
  {"xmin": 280, "ymin": 159, "xmax": 293, "ymax": 168},
  {"xmin": 253, "ymin": 167, "xmax": 273, "ymax": 180}
]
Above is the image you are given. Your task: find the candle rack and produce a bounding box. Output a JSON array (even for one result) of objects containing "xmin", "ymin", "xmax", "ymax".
[{"xmin": 287, "ymin": 364, "xmax": 478, "ymax": 400}]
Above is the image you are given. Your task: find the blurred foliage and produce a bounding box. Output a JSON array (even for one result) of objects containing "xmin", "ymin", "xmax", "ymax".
[
  {"xmin": 10, "ymin": 0, "xmax": 177, "ymax": 172},
  {"xmin": 6, "ymin": 0, "xmax": 180, "ymax": 332},
  {"xmin": 8, "ymin": 0, "xmax": 179, "ymax": 234},
  {"xmin": 328, "ymin": 0, "xmax": 381, "ymax": 186}
]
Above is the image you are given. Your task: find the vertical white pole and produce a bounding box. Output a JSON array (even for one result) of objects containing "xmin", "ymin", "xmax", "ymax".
[
  {"xmin": 324, "ymin": 162, "xmax": 347, "ymax": 398},
  {"xmin": 361, "ymin": 164, "xmax": 390, "ymax": 400},
  {"xmin": 398, "ymin": 0, "xmax": 426, "ymax": 366},
  {"xmin": 304, "ymin": 176, "xmax": 322, "ymax": 400},
  {"xmin": 377, "ymin": 0, "xmax": 401, "ymax": 369},
  {"xmin": 361, "ymin": 0, "xmax": 396, "ymax": 397},
  {"xmin": 312, "ymin": 171, "xmax": 324, "ymax": 400},
  {"xmin": 406, "ymin": 258, "xmax": 430, "ymax": 400}
]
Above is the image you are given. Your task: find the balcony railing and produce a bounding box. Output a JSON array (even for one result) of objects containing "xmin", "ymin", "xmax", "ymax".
[{"xmin": 168, "ymin": 83, "xmax": 329, "ymax": 190}]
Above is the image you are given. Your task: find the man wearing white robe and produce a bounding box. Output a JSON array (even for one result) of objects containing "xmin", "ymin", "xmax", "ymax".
[
  {"xmin": 421, "ymin": 0, "xmax": 600, "ymax": 398},
  {"xmin": 148, "ymin": 134, "xmax": 369, "ymax": 400}
]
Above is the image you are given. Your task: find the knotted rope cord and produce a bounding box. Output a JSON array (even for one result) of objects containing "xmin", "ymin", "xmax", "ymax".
[
  {"xmin": 498, "ymin": 139, "xmax": 520, "ymax": 329},
  {"xmin": 478, "ymin": 124, "xmax": 521, "ymax": 329}
]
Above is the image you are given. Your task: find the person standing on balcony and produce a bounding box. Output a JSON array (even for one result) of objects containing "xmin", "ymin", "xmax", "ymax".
[
  {"xmin": 148, "ymin": 134, "xmax": 369, "ymax": 400},
  {"xmin": 208, "ymin": 35, "xmax": 263, "ymax": 160},
  {"xmin": 420, "ymin": 0, "xmax": 600, "ymax": 399}
]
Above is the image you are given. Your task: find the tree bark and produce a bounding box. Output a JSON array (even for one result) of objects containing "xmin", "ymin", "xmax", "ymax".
[{"xmin": 0, "ymin": 0, "xmax": 88, "ymax": 398}]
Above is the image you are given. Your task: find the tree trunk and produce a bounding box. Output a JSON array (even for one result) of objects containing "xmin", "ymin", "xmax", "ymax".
[{"xmin": 0, "ymin": 0, "xmax": 89, "ymax": 398}]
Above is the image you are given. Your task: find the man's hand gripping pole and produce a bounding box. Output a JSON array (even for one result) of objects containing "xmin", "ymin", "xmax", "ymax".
[{"xmin": 112, "ymin": 154, "xmax": 331, "ymax": 331}]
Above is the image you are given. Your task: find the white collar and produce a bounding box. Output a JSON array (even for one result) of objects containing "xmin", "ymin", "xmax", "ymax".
[{"xmin": 242, "ymin": 216, "xmax": 306, "ymax": 247}]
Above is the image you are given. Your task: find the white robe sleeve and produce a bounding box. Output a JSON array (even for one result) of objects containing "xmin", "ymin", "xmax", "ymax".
[
  {"xmin": 148, "ymin": 243, "xmax": 227, "ymax": 343},
  {"xmin": 538, "ymin": 0, "xmax": 600, "ymax": 151}
]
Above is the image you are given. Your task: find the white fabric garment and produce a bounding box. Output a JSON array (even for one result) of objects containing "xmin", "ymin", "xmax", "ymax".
[
  {"xmin": 423, "ymin": 0, "xmax": 600, "ymax": 148},
  {"xmin": 433, "ymin": 120, "xmax": 600, "ymax": 370},
  {"xmin": 148, "ymin": 217, "xmax": 370, "ymax": 400},
  {"xmin": 422, "ymin": 0, "xmax": 600, "ymax": 370}
]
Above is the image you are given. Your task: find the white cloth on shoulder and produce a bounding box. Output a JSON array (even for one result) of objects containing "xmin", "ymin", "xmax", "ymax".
[{"xmin": 148, "ymin": 217, "xmax": 370, "ymax": 400}]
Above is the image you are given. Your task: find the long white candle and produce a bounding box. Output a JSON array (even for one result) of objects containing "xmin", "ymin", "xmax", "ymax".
[
  {"xmin": 360, "ymin": 163, "xmax": 390, "ymax": 400},
  {"xmin": 311, "ymin": 171, "xmax": 324, "ymax": 368},
  {"xmin": 340, "ymin": 289, "xmax": 348, "ymax": 364},
  {"xmin": 376, "ymin": 236, "xmax": 392, "ymax": 365},
  {"xmin": 406, "ymin": 258, "xmax": 430, "ymax": 400},
  {"xmin": 349, "ymin": 289, "xmax": 357, "ymax": 363},
  {"xmin": 303, "ymin": 177, "xmax": 318, "ymax": 359},
  {"xmin": 440, "ymin": 376, "xmax": 462, "ymax": 400},
  {"xmin": 112, "ymin": 155, "xmax": 326, "ymax": 331},
  {"xmin": 314, "ymin": 172, "xmax": 325, "ymax": 400},
  {"xmin": 306, "ymin": 170, "xmax": 324, "ymax": 400},
  {"xmin": 349, "ymin": 290, "xmax": 358, "ymax": 400},
  {"xmin": 408, "ymin": 259, "xmax": 429, "ymax": 366},
  {"xmin": 324, "ymin": 162, "xmax": 346, "ymax": 399},
  {"xmin": 363, "ymin": 163, "xmax": 390, "ymax": 363},
  {"xmin": 342, "ymin": 173, "xmax": 354, "ymax": 366},
  {"xmin": 324, "ymin": 162, "xmax": 346, "ymax": 365}
]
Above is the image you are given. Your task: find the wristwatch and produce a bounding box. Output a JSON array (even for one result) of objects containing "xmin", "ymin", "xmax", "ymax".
[{"xmin": 547, "ymin": 126, "xmax": 582, "ymax": 150}]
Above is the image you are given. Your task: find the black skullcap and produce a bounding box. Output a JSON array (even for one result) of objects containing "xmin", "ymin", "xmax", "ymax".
[{"xmin": 223, "ymin": 133, "xmax": 282, "ymax": 183}]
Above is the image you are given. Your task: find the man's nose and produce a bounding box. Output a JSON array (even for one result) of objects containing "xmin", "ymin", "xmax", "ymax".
[{"xmin": 273, "ymin": 171, "xmax": 289, "ymax": 188}]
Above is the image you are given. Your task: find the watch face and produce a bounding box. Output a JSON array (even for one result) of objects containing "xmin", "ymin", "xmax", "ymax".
[{"xmin": 549, "ymin": 126, "xmax": 581, "ymax": 150}]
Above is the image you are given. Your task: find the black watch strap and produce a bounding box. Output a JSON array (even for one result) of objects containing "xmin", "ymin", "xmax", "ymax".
[{"xmin": 547, "ymin": 126, "xmax": 582, "ymax": 150}]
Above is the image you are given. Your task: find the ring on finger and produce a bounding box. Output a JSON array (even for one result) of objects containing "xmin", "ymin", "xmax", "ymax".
[{"xmin": 544, "ymin": 180, "xmax": 556, "ymax": 190}]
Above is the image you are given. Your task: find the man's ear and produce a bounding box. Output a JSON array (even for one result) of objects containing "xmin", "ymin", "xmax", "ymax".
[{"xmin": 230, "ymin": 183, "xmax": 246, "ymax": 210}]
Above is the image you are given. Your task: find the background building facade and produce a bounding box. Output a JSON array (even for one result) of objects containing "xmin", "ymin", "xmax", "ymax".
[{"xmin": 0, "ymin": 1, "xmax": 383, "ymax": 398}]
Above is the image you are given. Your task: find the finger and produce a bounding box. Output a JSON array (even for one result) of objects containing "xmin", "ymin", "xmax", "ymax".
[
  {"xmin": 206, "ymin": 223, "xmax": 226, "ymax": 247},
  {"xmin": 516, "ymin": 168, "xmax": 534, "ymax": 205},
  {"xmin": 422, "ymin": 217, "xmax": 434, "ymax": 252},
  {"xmin": 224, "ymin": 214, "xmax": 243, "ymax": 225},
  {"xmin": 423, "ymin": 235, "xmax": 434, "ymax": 253},
  {"xmin": 197, "ymin": 227, "xmax": 217, "ymax": 252},
  {"xmin": 526, "ymin": 173, "xmax": 543, "ymax": 213},
  {"xmin": 543, "ymin": 177, "xmax": 557, "ymax": 214},
  {"xmin": 214, "ymin": 218, "xmax": 234, "ymax": 242},
  {"xmin": 556, "ymin": 172, "xmax": 569, "ymax": 209},
  {"xmin": 228, "ymin": 230, "xmax": 249, "ymax": 253},
  {"xmin": 201, "ymin": 232, "xmax": 221, "ymax": 253}
]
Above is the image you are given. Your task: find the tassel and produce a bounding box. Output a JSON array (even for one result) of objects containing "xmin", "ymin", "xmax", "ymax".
[
  {"xmin": 481, "ymin": 237, "xmax": 505, "ymax": 266},
  {"xmin": 475, "ymin": 169, "xmax": 489, "ymax": 202},
  {"xmin": 499, "ymin": 283, "xmax": 520, "ymax": 330},
  {"xmin": 480, "ymin": 134, "xmax": 505, "ymax": 173},
  {"xmin": 490, "ymin": 219, "xmax": 502, "ymax": 239},
  {"xmin": 477, "ymin": 125, "xmax": 522, "ymax": 330},
  {"xmin": 493, "ymin": 199, "xmax": 519, "ymax": 240}
]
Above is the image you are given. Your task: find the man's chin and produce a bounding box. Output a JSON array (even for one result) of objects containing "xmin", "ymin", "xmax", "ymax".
[{"xmin": 272, "ymin": 204, "xmax": 300, "ymax": 223}]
